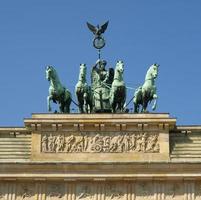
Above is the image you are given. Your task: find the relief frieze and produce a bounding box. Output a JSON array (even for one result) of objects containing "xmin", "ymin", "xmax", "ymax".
[
  {"xmin": 76, "ymin": 184, "xmax": 94, "ymax": 200},
  {"xmin": 41, "ymin": 132, "xmax": 159, "ymax": 153},
  {"xmin": 17, "ymin": 183, "xmax": 35, "ymax": 200},
  {"xmin": 46, "ymin": 183, "xmax": 64, "ymax": 199},
  {"xmin": 105, "ymin": 183, "xmax": 125, "ymax": 200}
]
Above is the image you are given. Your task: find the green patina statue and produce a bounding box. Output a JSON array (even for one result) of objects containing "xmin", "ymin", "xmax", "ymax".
[
  {"xmin": 91, "ymin": 59, "xmax": 114, "ymax": 112},
  {"xmin": 46, "ymin": 66, "xmax": 71, "ymax": 113},
  {"xmin": 133, "ymin": 63, "xmax": 159, "ymax": 113},
  {"xmin": 45, "ymin": 22, "xmax": 160, "ymax": 114},
  {"xmin": 110, "ymin": 60, "xmax": 126, "ymax": 113},
  {"xmin": 75, "ymin": 64, "xmax": 92, "ymax": 113}
]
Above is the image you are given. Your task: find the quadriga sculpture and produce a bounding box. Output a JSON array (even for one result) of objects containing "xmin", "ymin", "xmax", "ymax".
[
  {"xmin": 133, "ymin": 63, "xmax": 159, "ymax": 113},
  {"xmin": 75, "ymin": 64, "xmax": 92, "ymax": 113},
  {"xmin": 110, "ymin": 60, "xmax": 126, "ymax": 113},
  {"xmin": 46, "ymin": 66, "xmax": 71, "ymax": 113}
]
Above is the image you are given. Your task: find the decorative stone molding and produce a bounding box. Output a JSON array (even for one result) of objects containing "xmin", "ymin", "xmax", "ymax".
[
  {"xmin": 41, "ymin": 132, "xmax": 159, "ymax": 153},
  {"xmin": 17, "ymin": 183, "xmax": 35, "ymax": 200},
  {"xmin": 46, "ymin": 183, "xmax": 64, "ymax": 199},
  {"xmin": 105, "ymin": 183, "xmax": 125, "ymax": 200},
  {"xmin": 76, "ymin": 184, "xmax": 94, "ymax": 200},
  {"xmin": 0, "ymin": 181, "xmax": 199, "ymax": 200}
]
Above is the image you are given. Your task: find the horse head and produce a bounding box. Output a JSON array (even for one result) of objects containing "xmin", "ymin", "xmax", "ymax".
[
  {"xmin": 46, "ymin": 65, "xmax": 57, "ymax": 81},
  {"xmin": 145, "ymin": 63, "xmax": 159, "ymax": 81},
  {"xmin": 79, "ymin": 64, "xmax": 87, "ymax": 82},
  {"xmin": 115, "ymin": 60, "xmax": 124, "ymax": 74}
]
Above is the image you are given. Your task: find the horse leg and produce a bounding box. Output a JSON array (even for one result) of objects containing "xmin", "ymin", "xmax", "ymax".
[
  {"xmin": 85, "ymin": 100, "xmax": 91, "ymax": 114},
  {"xmin": 63, "ymin": 91, "xmax": 71, "ymax": 113},
  {"xmin": 119, "ymin": 101, "xmax": 124, "ymax": 113},
  {"xmin": 89, "ymin": 98, "xmax": 93, "ymax": 113},
  {"xmin": 77, "ymin": 95, "xmax": 84, "ymax": 113},
  {"xmin": 110, "ymin": 89, "xmax": 116, "ymax": 113},
  {"xmin": 66, "ymin": 103, "xmax": 70, "ymax": 113},
  {"xmin": 85, "ymin": 97, "xmax": 92, "ymax": 114},
  {"xmin": 110, "ymin": 98, "xmax": 115, "ymax": 113},
  {"xmin": 122, "ymin": 94, "xmax": 126, "ymax": 112},
  {"xmin": 64, "ymin": 99, "xmax": 71, "ymax": 113},
  {"xmin": 83, "ymin": 103, "xmax": 87, "ymax": 113},
  {"xmin": 78, "ymin": 104, "xmax": 82, "ymax": 113},
  {"xmin": 134, "ymin": 102, "xmax": 139, "ymax": 113},
  {"xmin": 67, "ymin": 96, "xmax": 72, "ymax": 113},
  {"xmin": 152, "ymin": 94, "xmax": 158, "ymax": 111},
  {"xmin": 83, "ymin": 93, "xmax": 88, "ymax": 113},
  {"xmin": 133, "ymin": 96, "xmax": 140, "ymax": 113},
  {"xmin": 47, "ymin": 95, "xmax": 53, "ymax": 112},
  {"xmin": 119, "ymin": 103, "xmax": 122, "ymax": 113},
  {"xmin": 113, "ymin": 103, "xmax": 116, "ymax": 113},
  {"xmin": 111, "ymin": 95, "xmax": 116, "ymax": 113},
  {"xmin": 133, "ymin": 98, "xmax": 137, "ymax": 113},
  {"xmin": 142, "ymin": 99, "xmax": 149, "ymax": 113},
  {"xmin": 59, "ymin": 104, "xmax": 64, "ymax": 113}
]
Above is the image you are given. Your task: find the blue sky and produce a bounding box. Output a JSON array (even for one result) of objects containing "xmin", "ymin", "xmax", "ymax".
[{"xmin": 0, "ymin": 1, "xmax": 201, "ymax": 126}]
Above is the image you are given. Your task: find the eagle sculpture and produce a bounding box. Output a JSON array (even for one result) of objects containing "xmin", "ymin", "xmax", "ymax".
[{"xmin": 86, "ymin": 21, "xmax": 109, "ymax": 37}]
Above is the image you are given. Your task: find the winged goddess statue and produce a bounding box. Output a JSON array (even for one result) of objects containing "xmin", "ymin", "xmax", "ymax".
[{"xmin": 86, "ymin": 21, "xmax": 109, "ymax": 50}]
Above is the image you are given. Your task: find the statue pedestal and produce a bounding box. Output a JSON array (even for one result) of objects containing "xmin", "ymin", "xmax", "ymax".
[
  {"xmin": 1, "ymin": 113, "xmax": 201, "ymax": 199},
  {"xmin": 24, "ymin": 113, "xmax": 176, "ymax": 162}
]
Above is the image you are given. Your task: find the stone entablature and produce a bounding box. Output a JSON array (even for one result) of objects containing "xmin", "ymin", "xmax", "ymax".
[
  {"xmin": 24, "ymin": 113, "xmax": 176, "ymax": 132},
  {"xmin": 1, "ymin": 114, "xmax": 201, "ymax": 200},
  {"xmin": 0, "ymin": 179, "xmax": 200, "ymax": 200},
  {"xmin": 1, "ymin": 113, "xmax": 201, "ymax": 162},
  {"xmin": 23, "ymin": 113, "xmax": 175, "ymax": 162}
]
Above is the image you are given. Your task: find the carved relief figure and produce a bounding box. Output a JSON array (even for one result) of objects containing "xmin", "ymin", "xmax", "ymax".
[
  {"xmin": 106, "ymin": 184, "xmax": 125, "ymax": 200},
  {"xmin": 18, "ymin": 184, "xmax": 34, "ymax": 200},
  {"xmin": 122, "ymin": 134, "xmax": 130, "ymax": 152},
  {"xmin": 72, "ymin": 136, "xmax": 85, "ymax": 152},
  {"xmin": 146, "ymin": 134, "xmax": 158, "ymax": 152},
  {"xmin": 48, "ymin": 134, "xmax": 56, "ymax": 152},
  {"xmin": 130, "ymin": 134, "xmax": 137, "ymax": 150},
  {"xmin": 141, "ymin": 133, "xmax": 147, "ymax": 152},
  {"xmin": 42, "ymin": 135, "xmax": 48, "ymax": 152},
  {"xmin": 47, "ymin": 184, "xmax": 63, "ymax": 199},
  {"xmin": 65, "ymin": 135, "xmax": 75, "ymax": 152},
  {"xmin": 77, "ymin": 185, "xmax": 93, "ymax": 200},
  {"xmin": 41, "ymin": 132, "xmax": 160, "ymax": 153},
  {"xmin": 135, "ymin": 182, "xmax": 153, "ymax": 200},
  {"xmin": 0, "ymin": 183, "xmax": 5, "ymax": 200},
  {"xmin": 165, "ymin": 183, "xmax": 182, "ymax": 200},
  {"xmin": 0, "ymin": 193, "xmax": 4, "ymax": 200},
  {"xmin": 55, "ymin": 134, "xmax": 65, "ymax": 152},
  {"xmin": 90, "ymin": 134, "xmax": 104, "ymax": 152},
  {"xmin": 136, "ymin": 134, "xmax": 143, "ymax": 152}
]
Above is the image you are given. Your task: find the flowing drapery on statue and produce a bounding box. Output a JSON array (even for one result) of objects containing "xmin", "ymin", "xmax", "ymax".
[
  {"xmin": 91, "ymin": 59, "xmax": 114, "ymax": 113},
  {"xmin": 133, "ymin": 63, "xmax": 159, "ymax": 113},
  {"xmin": 75, "ymin": 64, "xmax": 92, "ymax": 113},
  {"xmin": 46, "ymin": 66, "xmax": 71, "ymax": 113}
]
